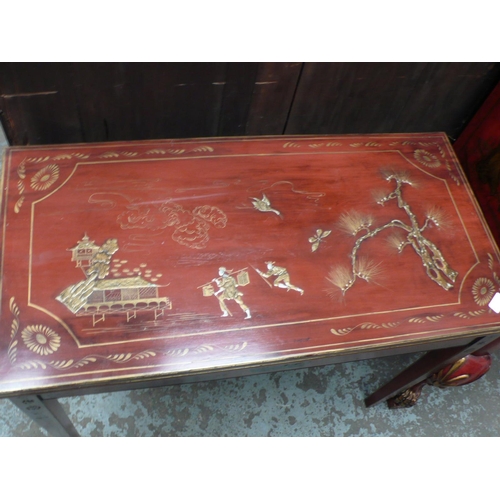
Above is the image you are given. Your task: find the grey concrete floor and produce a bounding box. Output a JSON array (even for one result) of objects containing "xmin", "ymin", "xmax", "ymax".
[
  {"xmin": 2, "ymin": 127, "xmax": 500, "ymax": 437},
  {"xmin": 2, "ymin": 350, "xmax": 500, "ymax": 436}
]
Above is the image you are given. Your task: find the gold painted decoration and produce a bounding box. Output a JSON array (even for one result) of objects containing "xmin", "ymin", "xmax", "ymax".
[
  {"xmin": 11, "ymin": 144, "xmax": 218, "ymax": 215},
  {"xmin": 14, "ymin": 164, "xmax": 26, "ymax": 214},
  {"xmin": 327, "ymin": 170, "xmax": 458, "ymax": 296},
  {"xmin": 202, "ymin": 284, "xmax": 215, "ymax": 297},
  {"xmin": 8, "ymin": 298, "xmax": 20, "ymax": 364},
  {"xmin": 445, "ymin": 163, "xmax": 461, "ymax": 185},
  {"xmin": 413, "ymin": 149, "xmax": 441, "ymax": 168},
  {"xmin": 98, "ymin": 146, "xmax": 214, "ymax": 157},
  {"xmin": 21, "ymin": 325, "xmax": 61, "ymax": 356},
  {"xmin": 250, "ymin": 194, "xmax": 281, "ymax": 217},
  {"xmin": 331, "ymin": 252, "xmax": 500, "ymax": 335},
  {"xmin": 350, "ymin": 142, "xmax": 382, "ymax": 148},
  {"xmin": 8, "ymin": 297, "xmax": 66, "ymax": 366},
  {"xmin": 16, "ymin": 350, "xmax": 158, "ymax": 371},
  {"xmin": 30, "ymin": 164, "xmax": 60, "ymax": 191},
  {"xmin": 8, "ymin": 293, "xmax": 250, "ymax": 373},
  {"xmin": 26, "ymin": 156, "xmax": 50, "ymax": 164},
  {"xmin": 430, "ymin": 357, "xmax": 469, "ymax": 386},
  {"xmin": 16, "ymin": 358, "xmax": 96, "ymax": 371},
  {"xmin": 309, "ymin": 229, "xmax": 331, "ymax": 252},
  {"xmin": 200, "ymin": 267, "xmax": 252, "ymax": 319},
  {"xmin": 331, "ymin": 308, "xmax": 490, "ymax": 337},
  {"xmin": 453, "ymin": 310, "xmax": 487, "ymax": 319},
  {"xmin": 222, "ymin": 342, "xmax": 248, "ymax": 351},
  {"xmin": 408, "ymin": 315, "xmax": 445, "ymax": 324},
  {"xmin": 472, "ymin": 277, "xmax": 496, "ymax": 306},
  {"xmin": 331, "ymin": 321, "xmax": 400, "ymax": 336},
  {"xmin": 17, "ymin": 164, "xmax": 26, "ymax": 180},
  {"xmin": 14, "ymin": 196, "xmax": 25, "ymax": 214},
  {"xmin": 255, "ymin": 262, "xmax": 304, "ymax": 295},
  {"xmin": 308, "ymin": 142, "xmax": 343, "ymax": 148},
  {"xmin": 391, "ymin": 140, "xmax": 461, "ymax": 185},
  {"xmin": 56, "ymin": 236, "xmax": 171, "ymax": 324},
  {"xmin": 387, "ymin": 387, "xmax": 423, "ymax": 408},
  {"xmin": 470, "ymin": 253, "xmax": 500, "ymax": 307},
  {"xmin": 4, "ymin": 133, "xmax": 499, "ymax": 394},
  {"xmin": 117, "ymin": 201, "xmax": 227, "ymax": 250},
  {"xmin": 13, "ymin": 162, "xmax": 62, "ymax": 214}
]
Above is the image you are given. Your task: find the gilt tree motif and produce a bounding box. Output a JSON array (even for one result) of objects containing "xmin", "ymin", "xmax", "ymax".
[{"xmin": 328, "ymin": 170, "xmax": 458, "ymax": 295}]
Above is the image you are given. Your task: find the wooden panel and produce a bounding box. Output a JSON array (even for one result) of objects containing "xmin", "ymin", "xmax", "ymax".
[
  {"xmin": 0, "ymin": 63, "xmax": 303, "ymax": 145},
  {"xmin": 1, "ymin": 134, "xmax": 500, "ymax": 398},
  {"xmin": 72, "ymin": 62, "xmax": 231, "ymax": 142},
  {"xmin": 0, "ymin": 63, "xmax": 84, "ymax": 144},
  {"xmin": 216, "ymin": 63, "xmax": 260, "ymax": 136},
  {"xmin": 2, "ymin": 63, "xmax": 500, "ymax": 147},
  {"xmin": 285, "ymin": 62, "xmax": 500, "ymax": 138},
  {"xmin": 245, "ymin": 63, "xmax": 303, "ymax": 135}
]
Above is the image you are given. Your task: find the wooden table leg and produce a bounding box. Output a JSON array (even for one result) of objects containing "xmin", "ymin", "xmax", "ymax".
[
  {"xmin": 9, "ymin": 395, "xmax": 80, "ymax": 437},
  {"xmin": 364, "ymin": 335, "xmax": 500, "ymax": 408}
]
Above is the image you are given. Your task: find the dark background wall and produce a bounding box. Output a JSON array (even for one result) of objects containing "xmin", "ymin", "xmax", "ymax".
[{"xmin": 1, "ymin": 62, "xmax": 499, "ymax": 146}]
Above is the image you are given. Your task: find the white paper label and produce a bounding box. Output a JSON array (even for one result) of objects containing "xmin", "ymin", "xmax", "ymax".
[{"xmin": 488, "ymin": 292, "xmax": 500, "ymax": 313}]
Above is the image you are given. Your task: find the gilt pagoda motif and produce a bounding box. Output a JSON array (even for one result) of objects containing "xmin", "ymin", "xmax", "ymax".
[
  {"xmin": 56, "ymin": 236, "xmax": 171, "ymax": 325},
  {"xmin": 68, "ymin": 234, "xmax": 101, "ymax": 273}
]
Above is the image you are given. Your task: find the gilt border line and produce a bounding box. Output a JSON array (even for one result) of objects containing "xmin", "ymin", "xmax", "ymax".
[{"xmin": 25, "ymin": 149, "xmax": 478, "ymax": 349}]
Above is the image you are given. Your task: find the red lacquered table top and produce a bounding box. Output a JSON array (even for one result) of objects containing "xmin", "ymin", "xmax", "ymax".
[{"xmin": 1, "ymin": 133, "xmax": 500, "ymax": 397}]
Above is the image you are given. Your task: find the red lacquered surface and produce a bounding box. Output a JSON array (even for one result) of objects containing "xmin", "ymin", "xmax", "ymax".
[
  {"xmin": 454, "ymin": 82, "xmax": 500, "ymax": 244},
  {"xmin": 1, "ymin": 133, "xmax": 500, "ymax": 397}
]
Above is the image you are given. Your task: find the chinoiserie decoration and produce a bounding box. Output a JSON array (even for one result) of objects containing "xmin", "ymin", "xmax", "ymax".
[
  {"xmin": 255, "ymin": 261, "xmax": 304, "ymax": 295},
  {"xmin": 56, "ymin": 235, "xmax": 171, "ymax": 325},
  {"xmin": 250, "ymin": 194, "xmax": 281, "ymax": 217},
  {"xmin": 328, "ymin": 170, "xmax": 458, "ymax": 295},
  {"xmin": 309, "ymin": 229, "xmax": 331, "ymax": 252},
  {"xmin": 117, "ymin": 201, "xmax": 227, "ymax": 250},
  {"xmin": 200, "ymin": 267, "xmax": 251, "ymax": 319}
]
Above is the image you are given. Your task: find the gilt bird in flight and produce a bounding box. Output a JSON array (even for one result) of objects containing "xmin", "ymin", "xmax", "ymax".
[{"xmin": 250, "ymin": 194, "xmax": 281, "ymax": 217}]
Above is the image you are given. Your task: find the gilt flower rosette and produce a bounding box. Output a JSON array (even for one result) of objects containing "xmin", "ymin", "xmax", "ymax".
[
  {"xmin": 413, "ymin": 149, "xmax": 441, "ymax": 168},
  {"xmin": 21, "ymin": 325, "xmax": 61, "ymax": 356},
  {"xmin": 30, "ymin": 164, "xmax": 60, "ymax": 191},
  {"xmin": 471, "ymin": 277, "xmax": 496, "ymax": 306},
  {"xmin": 15, "ymin": 163, "xmax": 61, "ymax": 213}
]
